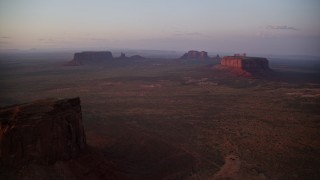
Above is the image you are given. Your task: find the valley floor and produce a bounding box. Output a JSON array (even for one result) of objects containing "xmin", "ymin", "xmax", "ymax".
[{"xmin": 1, "ymin": 58, "xmax": 320, "ymax": 179}]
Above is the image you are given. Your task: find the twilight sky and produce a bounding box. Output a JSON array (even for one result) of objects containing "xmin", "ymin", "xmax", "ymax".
[{"xmin": 0, "ymin": 0, "xmax": 320, "ymax": 55}]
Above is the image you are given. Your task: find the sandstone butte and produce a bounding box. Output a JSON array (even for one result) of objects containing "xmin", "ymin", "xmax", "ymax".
[
  {"xmin": 67, "ymin": 51, "xmax": 114, "ymax": 65},
  {"xmin": 0, "ymin": 97, "xmax": 86, "ymax": 168},
  {"xmin": 66, "ymin": 51, "xmax": 146, "ymax": 65},
  {"xmin": 220, "ymin": 54, "xmax": 271, "ymax": 76},
  {"xmin": 180, "ymin": 50, "xmax": 210, "ymax": 60}
]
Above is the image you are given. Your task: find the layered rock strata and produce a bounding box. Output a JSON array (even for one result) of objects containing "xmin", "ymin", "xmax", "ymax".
[{"xmin": 220, "ymin": 56, "xmax": 270, "ymax": 75}]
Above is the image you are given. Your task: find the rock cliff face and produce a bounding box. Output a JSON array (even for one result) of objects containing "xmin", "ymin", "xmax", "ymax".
[
  {"xmin": 0, "ymin": 97, "xmax": 86, "ymax": 167},
  {"xmin": 220, "ymin": 56, "xmax": 270, "ymax": 75},
  {"xmin": 180, "ymin": 50, "xmax": 210, "ymax": 60},
  {"xmin": 68, "ymin": 51, "xmax": 114, "ymax": 65}
]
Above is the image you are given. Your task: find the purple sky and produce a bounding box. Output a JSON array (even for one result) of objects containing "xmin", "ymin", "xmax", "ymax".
[{"xmin": 1, "ymin": 0, "xmax": 320, "ymax": 56}]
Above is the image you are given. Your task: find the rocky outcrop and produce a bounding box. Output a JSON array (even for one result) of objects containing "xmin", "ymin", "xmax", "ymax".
[
  {"xmin": 0, "ymin": 97, "xmax": 86, "ymax": 167},
  {"xmin": 68, "ymin": 51, "xmax": 113, "ymax": 65},
  {"xmin": 116, "ymin": 53, "xmax": 146, "ymax": 60},
  {"xmin": 180, "ymin": 50, "xmax": 210, "ymax": 60},
  {"xmin": 220, "ymin": 55, "xmax": 270, "ymax": 75},
  {"xmin": 129, "ymin": 55, "xmax": 145, "ymax": 60},
  {"xmin": 213, "ymin": 54, "xmax": 221, "ymax": 61},
  {"xmin": 116, "ymin": 52, "xmax": 129, "ymax": 60}
]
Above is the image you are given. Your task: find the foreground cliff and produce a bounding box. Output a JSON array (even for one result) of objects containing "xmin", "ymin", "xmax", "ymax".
[
  {"xmin": 0, "ymin": 97, "xmax": 86, "ymax": 167},
  {"xmin": 0, "ymin": 97, "xmax": 196, "ymax": 179},
  {"xmin": 220, "ymin": 55, "xmax": 270, "ymax": 76}
]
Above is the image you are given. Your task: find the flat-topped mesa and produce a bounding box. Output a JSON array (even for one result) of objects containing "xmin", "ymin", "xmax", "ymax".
[
  {"xmin": 180, "ymin": 50, "xmax": 210, "ymax": 60},
  {"xmin": 0, "ymin": 97, "xmax": 86, "ymax": 167},
  {"xmin": 69, "ymin": 51, "xmax": 114, "ymax": 65},
  {"xmin": 220, "ymin": 54, "xmax": 270, "ymax": 75}
]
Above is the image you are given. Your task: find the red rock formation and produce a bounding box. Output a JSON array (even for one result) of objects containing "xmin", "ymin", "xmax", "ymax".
[
  {"xmin": 180, "ymin": 50, "xmax": 210, "ymax": 60},
  {"xmin": 0, "ymin": 97, "xmax": 86, "ymax": 167},
  {"xmin": 220, "ymin": 55, "xmax": 270, "ymax": 75},
  {"xmin": 67, "ymin": 51, "xmax": 113, "ymax": 65}
]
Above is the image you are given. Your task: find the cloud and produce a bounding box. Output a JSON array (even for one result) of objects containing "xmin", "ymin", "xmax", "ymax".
[
  {"xmin": 0, "ymin": 41, "xmax": 9, "ymax": 44},
  {"xmin": 38, "ymin": 38, "xmax": 57, "ymax": 44},
  {"xmin": 172, "ymin": 31, "xmax": 203, "ymax": 37},
  {"xmin": 0, "ymin": 37, "xmax": 12, "ymax": 45},
  {"xmin": 171, "ymin": 31, "xmax": 213, "ymax": 39},
  {"xmin": 266, "ymin": 25, "xmax": 298, "ymax": 31},
  {"xmin": 90, "ymin": 38, "xmax": 106, "ymax": 41},
  {"xmin": 38, "ymin": 37, "xmax": 69, "ymax": 44},
  {"xmin": 186, "ymin": 32, "xmax": 202, "ymax": 36}
]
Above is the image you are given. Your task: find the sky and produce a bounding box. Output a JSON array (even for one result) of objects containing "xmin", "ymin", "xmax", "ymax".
[{"xmin": 0, "ymin": 0, "xmax": 320, "ymax": 56}]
